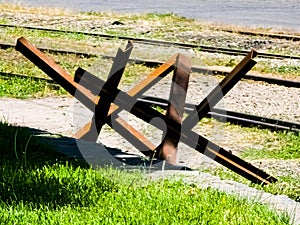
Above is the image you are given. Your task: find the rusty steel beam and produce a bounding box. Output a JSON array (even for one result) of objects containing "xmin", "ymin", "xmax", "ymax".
[
  {"xmin": 156, "ymin": 54, "xmax": 191, "ymax": 164},
  {"xmin": 183, "ymin": 50, "xmax": 258, "ymax": 129},
  {"xmin": 108, "ymin": 115, "xmax": 157, "ymax": 152},
  {"xmin": 15, "ymin": 37, "xmax": 99, "ymax": 111},
  {"xmin": 80, "ymin": 41, "xmax": 133, "ymax": 141}
]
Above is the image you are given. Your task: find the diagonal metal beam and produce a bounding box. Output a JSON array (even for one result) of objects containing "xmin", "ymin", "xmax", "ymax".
[
  {"xmin": 15, "ymin": 37, "xmax": 99, "ymax": 111},
  {"xmin": 108, "ymin": 115, "xmax": 157, "ymax": 152},
  {"xmin": 183, "ymin": 50, "xmax": 258, "ymax": 129}
]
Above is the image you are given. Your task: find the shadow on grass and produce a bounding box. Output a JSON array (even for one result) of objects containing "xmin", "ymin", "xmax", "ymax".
[
  {"xmin": 0, "ymin": 123, "xmax": 116, "ymax": 208},
  {"xmin": 0, "ymin": 122, "xmax": 190, "ymax": 209}
]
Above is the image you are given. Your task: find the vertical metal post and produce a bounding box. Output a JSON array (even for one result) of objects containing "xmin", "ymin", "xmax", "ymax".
[{"xmin": 156, "ymin": 54, "xmax": 191, "ymax": 164}]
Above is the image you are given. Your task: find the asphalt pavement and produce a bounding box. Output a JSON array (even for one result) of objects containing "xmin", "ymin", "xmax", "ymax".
[{"xmin": 2, "ymin": 0, "xmax": 299, "ymax": 31}]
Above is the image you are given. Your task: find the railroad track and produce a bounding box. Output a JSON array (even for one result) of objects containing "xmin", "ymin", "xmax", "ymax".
[
  {"xmin": 138, "ymin": 96, "xmax": 300, "ymax": 133},
  {"xmin": 1, "ymin": 23, "xmax": 300, "ymax": 60},
  {"xmin": 1, "ymin": 42, "xmax": 299, "ymax": 88},
  {"xmin": 1, "ymin": 66, "xmax": 299, "ymax": 133},
  {"xmin": 0, "ymin": 41, "xmax": 299, "ymax": 134},
  {"xmin": 217, "ymin": 28, "xmax": 300, "ymax": 42},
  {"xmin": 0, "ymin": 27, "xmax": 299, "ymax": 132}
]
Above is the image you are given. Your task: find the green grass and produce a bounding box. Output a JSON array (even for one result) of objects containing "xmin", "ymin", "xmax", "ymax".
[
  {"xmin": 3, "ymin": 26, "xmax": 96, "ymax": 43},
  {"xmin": 199, "ymin": 54, "xmax": 300, "ymax": 77},
  {"xmin": 121, "ymin": 63, "xmax": 154, "ymax": 85},
  {"xmin": 255, "ymin": 59, "xmax": 300, "ymax": 76},
  {"xmin": 0, "ymin": 47, "xmax": 99, "ymax": 98},
  {"xmin": 195, "ymin": 119, "xmax": 300, "ymax": 202},
  {"xmin": 0, "ymin": 177, "xmax": 291, "ymax": 225},
  {"xmin": 0, "ymin": 76, "xmax": 64, "ymax": 98},
  {"xmin": 241, "ymin": 130, "xmax": 300, "ymax": 201},
  {"xmin": 0, "ymin": 121, "xmax": 68, "ymax": 166},
  {"xmin": 0, "ymin": 177, "xmax": 290, "ymax": 225},
  {"xmin": 241, "ymin": 131, "xmax": 300, "ymax": 160},
  {"xmin": 0, "ymin": 17, "xmax": 8, "ymax": 24},
  {"xmin": 0, "ymin": 121, "xmax": 291, "ymax": 224},
  {"xmin": 0, "ymin": 48, "xmax": 98, "ymax": 76}
]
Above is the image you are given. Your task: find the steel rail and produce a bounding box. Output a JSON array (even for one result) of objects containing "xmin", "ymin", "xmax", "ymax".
[
  {"xmin": 0, "ymin": 42, "xmax": 95, "ymax": 58},
  {"xmin": 1, "ymin": 43, "xmax": 299, "ymax": 88},
  {"xmin": 218, "ymin": 28, "xmax": 300, "ymax": 41},
  {"xmin": 138, "ymin": 96, "xmax": 300, "ymax": 133},
  {"xmin": 2, "ymin": 23, "xmax": 300, "ymax": 42},
  {"xmin": 1, "ymin": 24, "xmax": 299, "ymax": 60},
  {"xmin": 0, "ymin": 71, "xmax": 57, "ymax": 85}
]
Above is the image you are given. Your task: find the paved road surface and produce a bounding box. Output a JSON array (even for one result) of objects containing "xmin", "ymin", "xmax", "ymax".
[{"xmin": 2, "ymin": 0, "xmax": 299, "ymax": 31}]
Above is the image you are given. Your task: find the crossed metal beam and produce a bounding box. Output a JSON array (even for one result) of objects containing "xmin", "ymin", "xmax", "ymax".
[{"xmin": 16, "ymin": 37, "xmax": 277, "ymax": 185}]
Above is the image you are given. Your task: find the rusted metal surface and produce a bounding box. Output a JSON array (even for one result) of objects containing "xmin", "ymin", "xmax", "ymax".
[
  {"xmin": 109, "ymin": 115, "xmax": 157, "ymax": 152},
  {"xmin": 16, "ymin": 37, "xmax": 277, "ymax": 184},
  {"xmin": 156, "ymin": 54, "xmax": 191, "ymax": 164}
]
